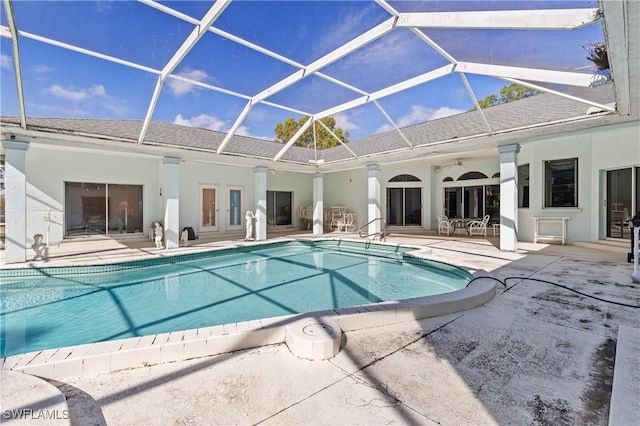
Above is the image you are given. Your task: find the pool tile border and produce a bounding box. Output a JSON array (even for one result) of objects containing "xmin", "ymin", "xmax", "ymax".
[
  {"xmin": 2, "ymin": 272, "xmax": 496, "ymax": 379},
  {"xmin": 1, "ymin": 238, "xmax": 417, "ymax": 279}
]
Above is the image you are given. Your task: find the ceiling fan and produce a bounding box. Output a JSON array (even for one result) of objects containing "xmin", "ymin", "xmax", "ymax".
[{"xmin": 440, "ymin": 158, "xmax": 466, "ymax": 169}]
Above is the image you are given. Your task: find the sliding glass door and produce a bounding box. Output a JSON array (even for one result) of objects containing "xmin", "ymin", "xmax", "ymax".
[
  {"xmin": 65, "ymin": 182, "xmax": 143, "ymax": 236},
  {"xmin": 444, "ymin": 184, "xmax": 499, "ymax": 222},
  {"xmin": 387, "ymin": 187, "xmax": 421, "ymax": 226},
  {"xmin": 607, "ymin": 168, "xmax": 633, "ymax": 239},
  {"xmin": 267, "ymin": 191, "xmax": 292, "ymax": 227}
]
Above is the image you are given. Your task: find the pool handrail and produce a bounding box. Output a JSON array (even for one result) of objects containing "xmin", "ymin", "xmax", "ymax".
[{"xmin": 358, "ymin": 217, "xmax": 386, "ymax": 242}]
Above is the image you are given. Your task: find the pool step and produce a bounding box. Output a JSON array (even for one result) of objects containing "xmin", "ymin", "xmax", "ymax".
[{"xmin": 312, "ymin": 239, "xmax": 407, "ymax": 260}]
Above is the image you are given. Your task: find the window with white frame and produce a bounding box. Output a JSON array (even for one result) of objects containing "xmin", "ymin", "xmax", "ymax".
[{"xmin": 544, "ymin": 158, "xmax": 578, "ymax": 208}]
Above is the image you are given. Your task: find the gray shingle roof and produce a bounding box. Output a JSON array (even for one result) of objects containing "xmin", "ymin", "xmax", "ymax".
[
  {"xmin": 0, "ymin": 83, "xmax": 616, "ymax": 166},
  {"xmin": 322, "ymin": 83, "xmax": 616, "ymax": 160}
]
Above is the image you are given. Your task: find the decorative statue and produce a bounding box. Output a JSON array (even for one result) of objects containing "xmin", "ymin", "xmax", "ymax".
[
  {"xmin": 154, "ymin": 222, "xmax": 163, "ymax": 248},
  {"xmin": 31, "ymin": 233, "xmax": 48, "ymax": 261},
  {"xmin": 180, "ymin": 228, "xmax": 189, "ymax": 247},
  {"xmin": 245, "ymin": 210, "xmax": 255, "ymax": 241}
]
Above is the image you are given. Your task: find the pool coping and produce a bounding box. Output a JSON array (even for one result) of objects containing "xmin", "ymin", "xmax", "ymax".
[{"xmin": 1, "ymin": 238, "xmax": 497, "ymax": 379}]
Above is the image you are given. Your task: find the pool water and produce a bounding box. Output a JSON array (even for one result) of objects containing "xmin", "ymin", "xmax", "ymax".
[{"xmin": 0, "ymin": 241, "xmax": 471, "ymax": 357}]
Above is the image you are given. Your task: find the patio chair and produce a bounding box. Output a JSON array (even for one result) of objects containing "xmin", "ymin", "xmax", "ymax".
[
  {"xmin": 338, "ymin": 213, "xmax": 357, "ymax": 232},
  {"xmin": 330, "ymin": 206, "xmax": 345, "ymax": 231},
  {"xmin": 468, "ymin": 215, "xmax": 491, "ymax": 237},
  {"xmin": 438, "ymin": 215, "xmax": 452, "ymax": 236}
]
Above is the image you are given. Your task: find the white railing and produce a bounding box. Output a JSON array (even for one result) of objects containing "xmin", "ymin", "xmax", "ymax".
[{"xmin": 358, "ymin": 218, "xmax": 386, "ymax": 242}]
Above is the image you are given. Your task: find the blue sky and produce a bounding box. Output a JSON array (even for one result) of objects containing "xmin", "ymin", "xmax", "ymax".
[{"xmin": 1, "ymin": 0, "xmax": 603, "ymax": 142}]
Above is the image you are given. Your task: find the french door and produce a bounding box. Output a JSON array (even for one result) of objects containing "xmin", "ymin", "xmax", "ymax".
[
  {"xmin": 228, "ymin": 186, "xmax": 243, "ymax": 231},
  {"xmin": 200, "ymin": 185, "xmax": 219, "ymax": 232}
]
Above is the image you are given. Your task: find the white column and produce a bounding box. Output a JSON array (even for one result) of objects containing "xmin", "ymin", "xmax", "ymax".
[
  {"xmin": 498, "ymin": 144, "xmax": 520, "ymax": 251},
  {"xmin": 367, "ymin": 164, "xmax": 381, "ymax": 237},
  {"xmin": 312, "ymin": 173, "xmax": 324, "ymax": 235},
  {"xmin": 2, "ymin": 140, "xmax": 29, "ymax": 263},
  {"xmin": 162, "ymin": 157, "xmax": 181, "ymax": 249},
  {"xmin": 254, "ymin": 166, "xmax": 268, "ymax": 241}
]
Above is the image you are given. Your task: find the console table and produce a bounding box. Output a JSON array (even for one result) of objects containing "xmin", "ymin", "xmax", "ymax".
[{"xmin": 533, "ymin": 217, "xmax": 570, "ymax": 245}]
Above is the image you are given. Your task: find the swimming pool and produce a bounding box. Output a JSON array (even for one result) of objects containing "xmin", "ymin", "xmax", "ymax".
[{"xmin": 0, "ymin": 240, "xmax": 474, "ymax": 358}]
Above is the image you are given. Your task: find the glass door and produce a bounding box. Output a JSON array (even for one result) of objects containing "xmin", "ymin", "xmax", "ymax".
[
  {"xmin": 387, "ymin": 188, "xmax": 403, "ymax": 226},
  {"xmin": 485, "ymin": 185, "xmax": 500, "ymax": 224},
  {"xmin": 200, "ymin": 186, "xmax": 218, "ymax": 232},
  {"xmin": 266, "ymin": 191, "xmax": 292, "ymax": 227},
  {"xmin": 108, "ymin": 184, "xmax": 143, "ymax": 234},
  {"xmin": 64, "ymin": 182, "xmax": 142, "ymax": 236},
  {"xmin": 444, "ymin": 187, "xmax": 462, "ymax": 218},
  {"xmin": 463, "ymin": 186, "xmax": 484, "ymax": 219},
  {"xmin": 607, "ymin": 168, "xmax": 632, "ymax": 239},
  {"xmin": 228, "ymin": 186, "xmax": 243, "ymax": 231},
  {"xmin": 405, "ymin": 188, "xmax": 422, "ymax": 226},
  {"xmin": 386, "ymin": 187, "xmax": 422, "ymax": 226}
]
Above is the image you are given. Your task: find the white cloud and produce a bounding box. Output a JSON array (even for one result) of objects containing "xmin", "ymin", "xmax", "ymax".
[
  {"xmin": 311, "ymin": 3, "xmax": 381, "ymax": 60},
  {"xmin": 1, "ymin": 54, "xmax": 12, "ymax": 70},
  {"xmin": 166, "ymin": 69, "xmax": 210, "ymax": 97},
  {"xmin": 376, "ymin": 123, "xmax": 393, "ymax": 133},
  {"xmin": 235, "ymin": 125, "xmax": 271, "ymax": 140},
  {"xmin": 45, "ymin": 84, "xmax": 108, "ymax": 102},
  {"xmin": 33, "ymin": 64, "xmax": 55, "ymax": 73},
  {"xmin": 349, "ymin": 30, "xmax": 418, "ymax": 66},
  {"xmin": 88, "ymin": 84, "xmax": 107, "ymax": 97},
  {"xmin": 376, "ymin": 105, "xmax": 464, "ymax": 133},
  {"xmin": 333, "ymin": 112, "xmax": 359, "ymax": 133},
  {"xmin": 174, "ymin": 113, "xmax": 227, "ymax": 131},
  {"xmin": 428, "ymin": 106, "xmax": 464, "ymax": 120},
  {"xmin": 173, "ymin": 113, "xmax": 272, "ymax": 140},
  {"xmin": 234, "ymin": 125, "xmax": 252, "ymax": 137}
]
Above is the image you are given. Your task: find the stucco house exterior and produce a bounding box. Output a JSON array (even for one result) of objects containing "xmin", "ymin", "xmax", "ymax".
[{"xmin": 1, "ymin": 0, "xmax": 638, "ymax": 264}]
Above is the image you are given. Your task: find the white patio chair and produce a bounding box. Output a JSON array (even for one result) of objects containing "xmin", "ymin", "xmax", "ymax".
[
  {"xmin": 438, "ymin": 215, "xmax": 452, "ymax": 236},
  {"xmin": 338, "ymin": 213, "xmax": 356, "ymax": 232},
  {"xmin": 468, "ymin": 215, "xmax": 491, "ymax": 237},
  {"xmin": 330, "ymin": 206, "xmax": 345, "ymax": 231}
]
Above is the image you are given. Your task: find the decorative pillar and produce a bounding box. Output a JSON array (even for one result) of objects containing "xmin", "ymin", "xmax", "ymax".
[
  {"xmin": 367, "ymin": 164, "xmax": 381, "ymax": 237},
  {"xmin": 312, "ymin": 173, "xmax": 324, "ymax": 235},
  {"xmin": 254, "ymin": 166, "xmax": 268, "ymax": 241},
  {"xmin": 2, "ymin": 140, "xmax": 29, "ymax": 263},
  {"xmin": 498, "ymin": 144, "xmax": 520, "ymax": 251},
  {"xmin": 162, "ymin": 157, "xmax": 181, "ymax": 249}
]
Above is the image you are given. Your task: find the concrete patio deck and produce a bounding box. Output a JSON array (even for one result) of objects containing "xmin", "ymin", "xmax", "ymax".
[{"xmin": 1, "ymin": 231, "xmax": 639, "ymax": 425}]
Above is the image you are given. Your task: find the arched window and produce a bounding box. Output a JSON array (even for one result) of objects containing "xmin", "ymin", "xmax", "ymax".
[
  {"xmin": 492, "ymin": 172, "xmax": 500, "ymax": 178},
  {"xmin": 458, "ymin": 171, "xmax": 488, "ymax": 181},
  {"xmin": 442, "ymin": 177, "xmax": 454, "ymax": 182},
  {"xmin": 389, "ymin": 174, "xmax": 421, "ymax": 182}
]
